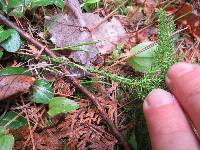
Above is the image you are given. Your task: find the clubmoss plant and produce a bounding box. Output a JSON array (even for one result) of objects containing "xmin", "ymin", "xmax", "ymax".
[
  {"xmin": 133, "ymin": 9, "xmax": 176, "ymax": 99},
  {"xmin": 25, "ymin": 9, "xmax": 176, "ymax": 101},
  {"xmin": 90, "ymin": 9, "xmax": 176, "ymax": 99}
]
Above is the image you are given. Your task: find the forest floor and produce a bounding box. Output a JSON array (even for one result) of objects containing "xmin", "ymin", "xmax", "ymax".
[{"xmin": 0, "ymin": 0, "xmax": 199, "ymax": 150}]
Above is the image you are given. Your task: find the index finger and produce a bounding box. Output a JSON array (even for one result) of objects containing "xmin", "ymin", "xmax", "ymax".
[{"xmin": 167, "ymin": 62, "xmax": 200, "ymax": 134}]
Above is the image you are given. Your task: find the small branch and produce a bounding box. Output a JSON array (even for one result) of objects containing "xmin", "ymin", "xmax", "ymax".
[
  {"xmin": 0, "ymin": 14, "xmax": 55, "ymax": 57},
  {"xmin": 0, "ymin": 14, "xmax": 131, "ymax": 150}
]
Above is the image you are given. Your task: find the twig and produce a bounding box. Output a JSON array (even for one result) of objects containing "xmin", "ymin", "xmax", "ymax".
[
  {"xmin": 0, "ymin": 14, "xmax": 55, "ymax": 57},
  {"xmin": 0, "ymin": 14, "xmax": 131, "ymax": 150}
]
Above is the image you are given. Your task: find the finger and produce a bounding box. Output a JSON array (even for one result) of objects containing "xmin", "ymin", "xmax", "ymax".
[
  {"xmin": 143, "ymin": 89, "xmax": 200, "ymax": 150},
  {"xmin": 167, "ymin": 62, "xmax": 200, "ymax": 133}
]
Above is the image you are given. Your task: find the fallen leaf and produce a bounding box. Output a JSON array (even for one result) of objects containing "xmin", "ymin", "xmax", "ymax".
[
  {"xmin": 137, "ymin": 26, "xmax": 157, "ymax": 43},
  {"xmin": 46, "ymin": 12, "xmax": 127, "ymax": 64},
  {"xmin": 84, "ymin": 13, "xmax": 127, "ymax": 54},
  {"xmin": 0, "ymin": 75, "xmax": 35, "ymax": 101},
  {"xmin": 143, "ymin": 0, "xmax": 156, "ymax": 17},
  {"xmin": 176, "ymin": 3, "xmax": 200, "ymax": 41},
  {"xmin": 165, "ymin": 2, "xmax": 200, "ymax": 41},
  {"xmin": 46, "ymin": 13, "xmax": 99, "ymax": 65}
]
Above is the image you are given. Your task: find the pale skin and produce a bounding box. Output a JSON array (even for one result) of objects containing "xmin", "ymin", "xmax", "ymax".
[{"xmin": 144, "ymin": 62, "xmax": 200, "ymax": 150}]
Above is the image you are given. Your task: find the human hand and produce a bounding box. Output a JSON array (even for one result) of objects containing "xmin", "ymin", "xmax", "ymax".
[{"xmin": 144, "ymin": 63, "xmax": 200, "ymax": 150}]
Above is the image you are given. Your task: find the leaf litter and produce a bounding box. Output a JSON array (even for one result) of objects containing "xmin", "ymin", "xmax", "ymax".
[
  {"xmin": 47, "ymin": 6, "xmax": 127, "ymax": 65},
  {"xmin": 0, "ymin": 75, "xmax": 35, "ymax": 101},
  {"xmin": 0, "ymin": 0, "xmax": 200, "ymax": 150}
]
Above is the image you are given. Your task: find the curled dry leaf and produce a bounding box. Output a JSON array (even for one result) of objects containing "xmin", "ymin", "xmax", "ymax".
[
  {"xmin": 165, "ymin": 2, "xmax": 200, "ymax": 41},
  {"xmin": 0, "ymin": 75, "xmax": 35, "ymax": 101},
  {"xmin": 175, "ymin": 2, "xmax": 200, "ymax": 41},
  {"xmin": 47, "ymin": 13, "xmax": 127, "ymax": 60}
]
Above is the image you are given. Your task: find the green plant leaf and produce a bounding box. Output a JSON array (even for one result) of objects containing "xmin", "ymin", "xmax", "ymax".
[
  {"xmin": 3, "ymin": 0, "xmax": 63, "ymax": 18},
  {"xmin": 32, "ymin": 79, "xmax": 54, "ymax": 104},
  {"xmin": 0, "ymin": 51, "xmax": 3, "ymax": 59},
  {"xmin": 0, "ymin": 29, "xmax": 12, "ymax": 43},
  {"xmin": 31, "ymin": 0, "xmax": 64, "ymax": 9},
  {"xmin": 0, "ymin": 127, "xmax": 4, "ymax": 135},
  {"xmin": 0, "ymin": 1, "xmax": 8, "ymax": 13},
  {"xmin": 8, "ymin": 0, "xmax": 25, "ymax": 8},
  {"xmin": 0, "ymin": 112, "xmax": 27, "ymax": 130},
  {"xmin": 8, "ymin": 7, "xmax": 24, "ymax": 17},
  {"xmin": 0, "ymin": 29, "xmax": 21, "ymax": 52},
  {"xmin": 48, "ymin": 97, "xmax": 79, "ymax": 117},
  {"xmin": 0, "ymin": 31, "xmax": 11, "ymax": 43},
  {"xmin": 0, "ymin": 133, "xmax": 14, "ymax": 150},
  {"xmin": 7, "ymin": 0, "xmax": 30, "ymax": 17},
  {"xmin": 0, "ymin": 127, "xmax": 14, "ymax": 150},
  {"xmin": 0, "ymin": 67, "xmax": 31, "ymax": 76},
  {"xmin": 84, "ymin": 0, "xmax": 100, "ymax": 4},
  {"xmin": 128, "ymin": 41, "xmax": 158, "ymax": 73},
  {"xmin": 82, "ymin": 0, "xmax": 100, "ymax": 12},
  {"xmin": 53, "ymin": 0, "xmax": 65, "ymax": 8}
]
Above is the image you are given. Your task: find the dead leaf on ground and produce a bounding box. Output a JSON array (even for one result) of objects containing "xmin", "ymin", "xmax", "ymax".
[
  {"xmin": 0, "ymin": 75, "xmax": 35, "ymax": 101},
  {"xmin": 143, "ymin": 0, "xmax": 157, "ymax": 17},
  {"xmin": 165, "ymin": 2, "xmax": 200, "ymax": 42},
  {"xmin": 46, "ymin": 13, "xmax": 99, "ymax": 65},
  {"xmin": 84, "ymin": 13, "xmax": 127, "ymax": 55},
  {"xmin": 46, "ymin": 12, "xmax": 127, "ymax": 64},
  {"xmin": 137, "ymin": 26, "xmax": 157, "ymax": 43},
  {"xmin": 175, "ymin": 2, "xmax": 200, "ymax": 42}
]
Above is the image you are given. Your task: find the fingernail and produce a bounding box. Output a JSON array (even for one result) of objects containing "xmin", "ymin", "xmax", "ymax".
[
  {"xmin": 167, "ymin": 62, "xmax": 193, "ymax": 79},
  {"xmin": 145, "ymin": 89, "xmax": 175, "ymax": 108},
  {"xmin": 165, "ymin": 76, "xmax": 171, "ymax": 85}
]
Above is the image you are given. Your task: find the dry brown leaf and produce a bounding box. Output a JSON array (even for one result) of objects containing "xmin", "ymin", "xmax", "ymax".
[
  {"xmin": 143, "ymin": 0, "xmax": 157, "ymax": 17},
  {"xmin": 47, "ymin": 12, "xmax": 127, "ymax": 64},
  {"xmin": 165, "ymin": 2, "xmax": 200, "ymax": 41},
  {"xmin": 0, "ymin": 75, "xmax": 35, "ymax": 101},
  {"xmin": 84, "ymin": 13, "xmax": 127, "ymax": 54},
  {"xmin": 46, "ymin": 13, "xmax": 98, "ymax": 65},
  {"xmin": 175, "ymin": 3, "xmax": 200, "ymax": 41}
]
